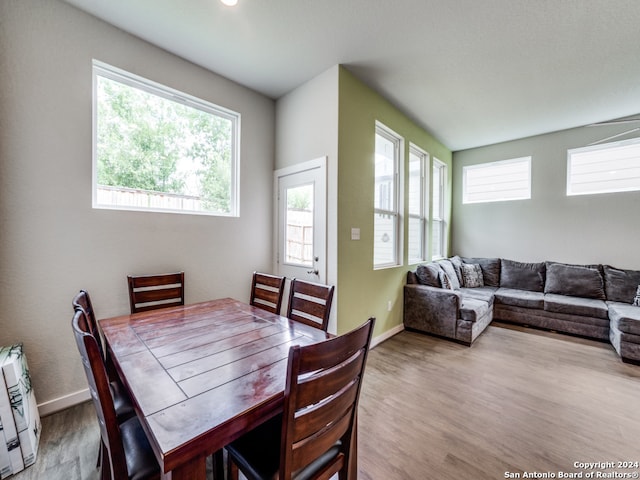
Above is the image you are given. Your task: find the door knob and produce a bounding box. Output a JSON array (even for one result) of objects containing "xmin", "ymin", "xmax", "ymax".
[{"xmin": 307, "ymin": 269, "xmax": 319, "ymax": 275}]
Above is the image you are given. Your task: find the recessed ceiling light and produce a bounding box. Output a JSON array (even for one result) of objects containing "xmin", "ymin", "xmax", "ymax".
[{"xmin": 220, "ymin": 0, "xmax": 238, "ymax": 6}]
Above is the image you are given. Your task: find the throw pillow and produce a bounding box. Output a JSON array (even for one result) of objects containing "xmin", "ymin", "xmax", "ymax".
[
  {"xmin": 461, "ymin": 263, "xmax": 484, "ymax": 288},
  {"xmin": 449, "ymin": 255, "xmax": 464, "ymax": 285},
  {"xmin": 438, "ymin": 270, "xmax": 454, "ymax": 290},
  {"xmin": 634, "ymin": 286, "xmax": 640, "ymax": 307},
  {"xmin": 437, "ymin": 259, "xmax": 461, "ymax": 290},
  {"xmin": 415, "ymin": 263, "xmax": 442, "ymax": 287}
]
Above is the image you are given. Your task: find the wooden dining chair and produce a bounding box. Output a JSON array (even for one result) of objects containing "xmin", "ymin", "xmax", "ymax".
[
  {"xmin": 72, "ymin": 290, "xmax": 134, "ymax": 423},
  {"xmin": 127, "ymin": 272, "xmax": 184, "ymax": 314},
  {"xmin": 225, "ymin": 317, "xmax": 375, "ymax": 480},
  {"xmin": 286, "ymin": 278, "xmax": 335, "ymax": 332},
  {"xmin": 250, "ymin": 272, "xmax": 286, "ymax": 315},
  {"xmin": 72, "ymin": 309, "xmax": 160, "ymax": 480}
]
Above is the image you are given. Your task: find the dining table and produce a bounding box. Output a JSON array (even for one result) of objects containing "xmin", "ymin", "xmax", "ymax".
[{"xmin": 99, "ymin": 297, "xmax": 332, "ymax": 480}]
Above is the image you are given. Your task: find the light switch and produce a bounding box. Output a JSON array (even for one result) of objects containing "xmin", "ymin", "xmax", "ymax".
[{"xmin": 351, "ymin": 228, "xmax": 360, "ymax": 240}]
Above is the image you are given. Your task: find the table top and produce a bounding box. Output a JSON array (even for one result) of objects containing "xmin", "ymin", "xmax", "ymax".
[{"xmin": 100, "ymin": 297, "xmax": 330, "ymax": 475}]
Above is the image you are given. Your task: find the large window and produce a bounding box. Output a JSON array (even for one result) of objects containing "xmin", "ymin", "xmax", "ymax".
[
  {"xmin": 374, "ymin": 123, "xmax": 402, "ymax": 269},
  {"xmin": 567, "ymin": 138, "xmax": 640, "ymax": 196},
  {"xmin": 408, "ymin": 145, "xmax": 429, "ymax": 264},
  {"xmin": 463, "ymin": 157, "xmax": 531, "ymax": 204},
  {"xmin": 93, "ymin": 61, "xmax": 240, "ymax": 216},
  {"xmin": 432, "ymin": 159, "xmax": 447, "ymax": 260}
]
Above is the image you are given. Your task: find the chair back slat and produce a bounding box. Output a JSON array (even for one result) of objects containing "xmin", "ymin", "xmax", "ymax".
[
  {"xmin": 72, "ymin": 309, "xmax": 129, "ymax": 479},
  {"xmin": 279, "ymin": 317, "xmax": 375, "ymax": 478},
  {"xmin": 286, "ymin": 279, "xmax": 334, "ymax": 331},
  {"xmin": 293, "ymin": 377, "xmax": 359, "ymax": 443},
  {"xmin": 128, "ymin": 272, "xmax": 184, "ymax": 314},
  {"xmin": 250, "ymin": 272, "xmax": 286, "ymax": 314},
  {"xmin": 72, "ymin": 290, "xmax": 108, "ymax": 359}
]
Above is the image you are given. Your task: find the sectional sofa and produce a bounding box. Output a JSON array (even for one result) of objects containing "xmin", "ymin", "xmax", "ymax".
[{"xmin": 403, "ymin": 256, "xmax": 640, "ymax": 363}]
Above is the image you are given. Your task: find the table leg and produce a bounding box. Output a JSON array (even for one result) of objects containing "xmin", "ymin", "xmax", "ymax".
[{"xmin": 161, "ymin": 457, "xmax": 207, "ymax": 480}]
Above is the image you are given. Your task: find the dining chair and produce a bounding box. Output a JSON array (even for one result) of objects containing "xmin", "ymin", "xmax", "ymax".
[
  {"xmin": 127, "ymin": 272, "xmax": 185, "ymax": 314},
  {"xmin": 286, "ymin": 278, "xmax": 335, "ymax": 332},
  {"xmin": 225, "ymin": 317, "xmax": 375, "ymax": 480},
  {"xmin": 250, "ymin": 272, "xmax": 286, "ymax": 315},
  {"xmin": 71, "ymin": 309, "xmax": 160, "ymax": 480},
  {"xmin": 72, "ymin": 290, "xmax": 134, "ymax": 423}
]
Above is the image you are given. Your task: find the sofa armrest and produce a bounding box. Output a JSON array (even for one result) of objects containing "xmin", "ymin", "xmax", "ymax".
[{"xmin": 403, "ymin": 284, "xmax": 461, "ymax": 339}]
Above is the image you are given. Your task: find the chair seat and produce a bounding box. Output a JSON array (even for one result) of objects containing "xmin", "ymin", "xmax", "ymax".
[
  {"xmin": 111, "ymin": 380, "xmax": 135, "ymax": 421},
  {"xmin": 120, "ymin": 416, "xmax": 160, "ymax": 480},
  {"xmin": 226, "ymin": 415, "xmax": 342, "ymax": 480}
]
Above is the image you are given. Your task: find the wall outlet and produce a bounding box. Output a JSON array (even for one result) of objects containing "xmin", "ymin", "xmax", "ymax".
[{"xmin": 387, "ymin": 300, "xmax": 392, "ymax": 311}]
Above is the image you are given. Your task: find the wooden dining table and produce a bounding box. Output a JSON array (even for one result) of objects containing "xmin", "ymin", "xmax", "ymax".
[{"xmin": 100, "ymin": 297, "xmax": 331, "ymax": 480}]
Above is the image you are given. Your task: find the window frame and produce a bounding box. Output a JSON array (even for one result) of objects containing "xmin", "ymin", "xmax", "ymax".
[
  {"xmin": 462, "ymin": 156, "xmax": 532, "ymax": 204},
  {"xmin": 373, "ymin": 122, "xmax": 403, "ymax": 270},
  {"xmin": 407, "ymin": 144, "xmax": 430, "ymax": 264},
  {"xmin": 92, "ymin": 60, "xmax": 241, "ymax": 217},
  {"xmin": 567, "ymin": 137, "xmax": 640, "ymax": 196},
  {"xmin": 431, "ymin": 158, "xmax": 447, "ymax": 260}
]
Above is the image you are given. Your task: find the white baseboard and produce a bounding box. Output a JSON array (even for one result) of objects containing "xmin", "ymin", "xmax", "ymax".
[
  {"xmin": 371, "ymin": 323, "xmax": 404, "ymax": 349},
  {"xmin": 38, "ymin": 388, "xmax": 90, "ymax": 417}
]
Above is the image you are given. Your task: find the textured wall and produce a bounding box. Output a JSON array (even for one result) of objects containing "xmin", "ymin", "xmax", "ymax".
[
  {"xmin": 0, "ymin": 0, "xmax": 275, "ymax": 410},
  {"xmin": 452, "ymin": 124, "xmax": 640, "ymax": 269}
]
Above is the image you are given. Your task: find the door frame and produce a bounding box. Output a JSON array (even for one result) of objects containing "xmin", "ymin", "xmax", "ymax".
[{"xmin": 273, "ymin": 156, "xmax": 327, "ymax": 283}]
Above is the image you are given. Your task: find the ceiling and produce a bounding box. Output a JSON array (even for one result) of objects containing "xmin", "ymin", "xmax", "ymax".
[{"xmin": 63, "ymin": 0, "xmax": 640, "ymax": 151}]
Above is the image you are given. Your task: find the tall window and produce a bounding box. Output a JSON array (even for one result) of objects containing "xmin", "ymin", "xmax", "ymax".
[
  {"xmin": 408, "ymin": 145, "xmax": 429, "ymax": 264},
  {"xmin": 374, "ymin": 123, "xmax": 402, "ymax": 268},
  {"xmin": 463, "ymin": 157, "xmax": 531, "ymax": 204},
  {"xmin": 432, "ymin": 159, "xmax": 447, "ymax": 260},
  {"xmin": 93, "ymin": 61, "xmax": 240, "ymax": 216},
  {"xmin": 567, "ymin": 138, "xmax": 640, "ymax": 196}
]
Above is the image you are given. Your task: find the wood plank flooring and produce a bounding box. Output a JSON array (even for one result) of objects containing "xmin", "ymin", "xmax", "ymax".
[
  {"xmin": 357, "ymin": 322, "xmax": 640, "ymax": 479},
  {"xmin": 10, "ymin": 322, "xmax": 640, "ymax": 479}
]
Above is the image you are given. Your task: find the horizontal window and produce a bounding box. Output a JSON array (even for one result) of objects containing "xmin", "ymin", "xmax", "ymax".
[
  {"xmin": 463, "ymin": 157, "xmax": 531, "ymax": 204},
  {"xmin": 567, "ymin": 138, "xmax": 640, "ymax": 196},
  {"xmin": 93, "ymin": 61, "xmax": 240, "ymax": 216}
]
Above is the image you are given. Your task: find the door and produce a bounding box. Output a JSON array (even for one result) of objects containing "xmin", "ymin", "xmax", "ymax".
[{"xmin": 275, "ymin": 157, "xmax": 327, "ymax": 284}]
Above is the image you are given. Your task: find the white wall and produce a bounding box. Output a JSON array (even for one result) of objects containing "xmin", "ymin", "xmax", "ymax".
[
  {"xmin": 0, "ymin": 0, "xmax": 275, "ymax": 411},
  {"xmin": 275, "ymin": 66, "xmax": 339, "ymax": 331},
  {"xmin": 452, "ymin": 123, "xmax": 640, "ymax": 269}
]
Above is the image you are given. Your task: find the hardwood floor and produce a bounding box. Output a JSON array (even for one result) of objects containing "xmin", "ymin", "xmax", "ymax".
[
  {"xmin": 11, "ymin": 322, "xmax": 640, "ymax": 479},
  {"xmin": 358, "ymin": 323, "xmax": 640, "ymax": 479}
]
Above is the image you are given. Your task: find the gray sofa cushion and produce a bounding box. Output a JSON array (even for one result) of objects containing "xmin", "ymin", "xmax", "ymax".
[
  {"xmin": 603, "ymin": 265, "xmax": 640, "ymax": 304},
  {"xmin": 459, "ymin": 298, "xmax": 490, "ymax": 322},
  {"xmin": 459, "ymin": 286, "xmax": 497, "ymax": 303},
  {"xmin": 544, "ymin": 293, "xmax": 608, "ymax": 319},
  {"xmin": 462, "ymin": 257, "xmax": 501, "ymax": 287},
  {"xmin": 608, "ymin": 302, "xmax": 640, "ymax": 335},
  {"xmin": 415, "ymin": 263, "xmax": 442, "ymax": 287},
  {"xmin": 437, "ymin": 259, "xmax": 461, "ymax": 290},
  {"xmin": 544, "ymin": 262, "xmax": 605, "ymax": 300},
  {"xmin": 449, "ymin": 255, "xmax": 464, "ymax": 284},
  {"xmin": 494, "ymin": 288, "xmax": 544, "ymax": 309},
  {"xmin": 500, "ymin": 259, "xmax": 545, "ymax": 292}
]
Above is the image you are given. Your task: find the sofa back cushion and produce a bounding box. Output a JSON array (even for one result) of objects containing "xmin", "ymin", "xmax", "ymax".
[
  {"xmin": 415, "ymin": 263, "xmax": 443, "ymax": 287},
  {"xmin": 603, "ymin": 265, "xmax": 640, "ymax": 304},
  {"xmin": 544, "ymin": 262, "xmax": 605, "ymax": 300},
  {"xmin": 437, "ymin": 259, "xmax": 461, "ymax": 290},
  {"xmin": 500, "ymin": 259, "xmax": 545, "ymax": 292},
  {"xmin": 462, "ymin": 257, "xmax": 501, "ymax": 287}
]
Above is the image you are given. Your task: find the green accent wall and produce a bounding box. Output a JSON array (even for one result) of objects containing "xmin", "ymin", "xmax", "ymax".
[{"xmin": 337, "ymin": 67, "xmax": 452, "ymax": 337}]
